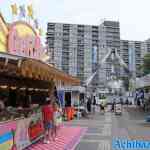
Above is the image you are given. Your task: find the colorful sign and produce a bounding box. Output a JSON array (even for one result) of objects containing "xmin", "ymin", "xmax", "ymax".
[
  {"xmin": 8, "ymin": 21, "xmax": 44, "ymax": 59},
  {"xmin": 0, "ymin": 120, "xmax": 17, "ymax": 150},
  {"xmin": 15, "ymin": 118, "xmax": 31, "ymax": 150},
  {"xmin": 0, "ymin": 14, "xmax": 48, "ymax": 61},
  {"xmin": 0, "ymin": 111, "xmax": 44, "ymax": 150}
]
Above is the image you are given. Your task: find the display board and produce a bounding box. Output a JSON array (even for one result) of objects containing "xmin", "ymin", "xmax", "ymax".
[{"xmin": 0, "ymin": 110, "xmax": 44, "ymax": 150}]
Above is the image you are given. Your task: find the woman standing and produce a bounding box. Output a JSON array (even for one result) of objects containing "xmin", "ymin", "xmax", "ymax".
[{"xmin": 42, "ymin": 98, "xmax": 54, "ymax": 144}]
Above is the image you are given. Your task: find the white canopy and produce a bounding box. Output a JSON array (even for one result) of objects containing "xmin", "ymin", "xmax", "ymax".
[{"xmin": 136, "ymin": 74, "xmax": 150, "ymax": 88}]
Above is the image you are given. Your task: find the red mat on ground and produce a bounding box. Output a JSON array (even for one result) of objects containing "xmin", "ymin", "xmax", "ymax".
[{"xmin": 26, "ymin": 126, "xmax": 87, "ymax": 150}]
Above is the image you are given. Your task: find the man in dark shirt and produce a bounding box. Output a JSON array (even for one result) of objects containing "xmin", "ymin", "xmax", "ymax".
[
  {"xmin": 92, "ymin": 96, "xmax": 96, "ymax": 114},
  {"xmin": 87, "ymin": 97, "xmax": 91, "ymax": 113}
]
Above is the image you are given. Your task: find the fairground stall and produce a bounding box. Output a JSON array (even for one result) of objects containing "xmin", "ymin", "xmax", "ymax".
[
  {"xmin": 0, "ymin": 13, "xmax": 80, "ymax": 150},
  {"xmin": 58, "ymin": 85, "xmax": 85, "ymax": 120}
]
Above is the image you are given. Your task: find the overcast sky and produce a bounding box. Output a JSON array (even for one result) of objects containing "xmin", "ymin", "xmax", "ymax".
[{"xmin": 1, "ymin": 0, "xmax": 150, "ymax": 42}]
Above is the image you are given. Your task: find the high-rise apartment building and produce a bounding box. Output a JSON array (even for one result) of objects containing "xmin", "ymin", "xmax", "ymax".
[
  {"xmin": 143, "ymin": 39, "xmax": 150, "ymax": 56},
  {"xmin": 99, "ymin": 21, "xmax": 120, "ymax": 50},
  {"xmin": 120, "ymin": 40, "xmax": 144, "ymax": 77},
  {"xmin": 46, "ymin": 20, "xmax": 149, "ymax": 88},
  {"xmin": 120, "ymin": 40, "xmax": 130, "ymax": 77},
  {"xmin": 99, "ymin": 21, "xmax": 120, "ymax": 86},
  {"xmin": 47, "ymin": 22, "xmax": 99, "ymax": 85}
]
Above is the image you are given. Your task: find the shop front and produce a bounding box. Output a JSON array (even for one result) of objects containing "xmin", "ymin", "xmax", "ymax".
[
  {"xmin": 0, "ymin": 55, "xmax": 52, "ymax": 150},
  {"xmin": 0, "ymin": 55, "xmax": 80, "ymax": 150},
  {"xmin": 0, "ymin": 14, "xmax": 80, "ymax": 150},
  {"xmin": 57, "ymin": 86, "xmax": 85, "ymax": 121}
]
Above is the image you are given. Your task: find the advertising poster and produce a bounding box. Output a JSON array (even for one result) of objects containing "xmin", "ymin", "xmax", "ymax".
[
  {"xmin": 0, "ymin": 121, "xmax": 17, "ymax": 150},
  {"xmin": 15, "ymin": 118, "xmax": 31, "ymax": 150},
  {"xmin": 92, "ymin": 46, "xmax": 97, "ymax": 64},
  {"xmin": 0, "ymin": 111, "xmax": 44, "ymax": 150},
  {"xmin": 58, "ymin": 90, "xmax": 65, "ymax": 107}
]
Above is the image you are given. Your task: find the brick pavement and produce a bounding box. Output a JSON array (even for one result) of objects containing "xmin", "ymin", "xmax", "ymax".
[
  {"xmin": 26, "ymin": 126, "xmax": 86, "ymax": 150},
  {"xmin": 27, "ymin": 106, "xmax": 150, "ymax": 150}
]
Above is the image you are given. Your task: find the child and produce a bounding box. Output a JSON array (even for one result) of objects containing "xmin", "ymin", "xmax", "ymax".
[
  {"xmin": 56, "ymin": 104, "xmax": 63, "ymax": 128},
  {"xmin": 52, "ymin": 101, "xmax": 59, "ymax": 140}
]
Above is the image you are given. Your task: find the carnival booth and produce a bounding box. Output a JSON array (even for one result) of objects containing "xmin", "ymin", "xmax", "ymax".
[
  {"xmin": 0, "ymin": 53, "xmax": 80, "ymax": 150},
  {"xmin": 58, "ymin": 86, "xmax": 85, "ymax": 121},
  {"xmin": 0, "ymin": 13, "xmax": 80, "ymax": 150}
]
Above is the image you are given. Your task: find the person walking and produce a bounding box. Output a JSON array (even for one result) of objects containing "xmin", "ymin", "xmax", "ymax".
[
  {"xmin": 137, "ymin": 98, "xmax": 141, "ymax": 107},
  {"xmin": 111, "ymin": 102, "xmax": 115, "ymax": 112},
  {"xmin": 100, "ymin": 102, "xmax": 105, "ymax": 114},
  {"xmin": 126, "ymin": 98, "xmax": 129, "ymax": 107},
  {"xmin": 87, "ymin": 97, "xmax": 91, "ymax": 113},
  {"xmin": 92, "ymin": 96, "xmax": 96, "ymax": 114},
  {"xmin": 111, "ymin": 98, "xmax": 116, "ymax": 112},
  {"xmin": 42, "ymin": 98, "xmax": 54, "ymax": 144}
]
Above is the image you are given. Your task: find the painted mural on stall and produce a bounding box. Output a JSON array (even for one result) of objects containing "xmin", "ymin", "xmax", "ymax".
[{"xmin": 0, "ymin": 111, "xmax": 44, "ymax": 150}]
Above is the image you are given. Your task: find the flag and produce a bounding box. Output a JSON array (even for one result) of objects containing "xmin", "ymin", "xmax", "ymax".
[
  {"xmin": 34, "ymin": 19, "xmax": 39, "ymax": 29},
  {"xmin": 27, "ymin": 4, "xmax": 33, "ymax": 19},
  {"xmin": 19, "ymin": 5, "xmax": 26, "ymax": 18},
  {"xmin": 11, "ymin": 3, "xmax": 18, "ymax": 15}
]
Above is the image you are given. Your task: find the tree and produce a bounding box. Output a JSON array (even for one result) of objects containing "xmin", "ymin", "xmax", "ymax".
[{"xmin": 141, "ymin": 53, "xmax": 150, "ymax": 75}]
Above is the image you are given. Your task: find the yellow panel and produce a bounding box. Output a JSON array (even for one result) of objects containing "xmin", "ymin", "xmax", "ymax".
[
  {"xmin": 0, "ymin": 140, "xmax": 13, "ymax": 150},
  {"xmin": 0, "ymin": 16, "xmax": 8, "ymax": 35},
  {"xmin": 0, "ymin": 30, "xmax": 6, "ymax": 44},
  {"xmin": 0, "ymin": 42, "xmax": 6, "ymax": 52},
  {"xmin": 0, "ymin": 14, "xmax": 7, "ymax": 52},
  {"xmin": 15, "ymin": 24, "xmax": 35, "ymax": 37}
]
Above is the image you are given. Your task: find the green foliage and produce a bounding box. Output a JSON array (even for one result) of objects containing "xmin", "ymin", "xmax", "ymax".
[{"xmin": 142, "ymin": 53, "xmax": 150, "ymax": 75}]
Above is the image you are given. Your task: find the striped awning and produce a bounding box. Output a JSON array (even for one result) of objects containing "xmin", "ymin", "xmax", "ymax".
[{"xmin": 0, "ymin": 52, "xmax": 80, "ymax": 86}]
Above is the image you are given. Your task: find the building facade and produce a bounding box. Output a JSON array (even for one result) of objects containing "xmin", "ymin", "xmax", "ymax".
[
  {"xmin": 120, "ymin": 40, "xmax": 144, "ymax": 77},
  {"xmin": 98, "ymin": 21, "xmax": 120, "ymax": 87},
  {"xmin": 47, "ymin": 22, "xmax": 99, "ymax": 85},
  {"xmin": 46, "ymin": 20, "xmax": 149, "ymax": 88}
]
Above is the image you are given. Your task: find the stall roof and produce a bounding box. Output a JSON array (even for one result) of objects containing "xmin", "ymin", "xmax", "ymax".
[
  {"xmin": 0, "ymin": 52, "xmax": 80, "ymax": 86},
  {"xmin": 136, "ymin": 74, "xmax": 150, "ymax": 89}
]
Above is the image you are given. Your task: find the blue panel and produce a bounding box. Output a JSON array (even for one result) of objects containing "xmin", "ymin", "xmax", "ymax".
[{"xmin": 0, "ymin": 132, "xmax": 13, "ymax": 144}]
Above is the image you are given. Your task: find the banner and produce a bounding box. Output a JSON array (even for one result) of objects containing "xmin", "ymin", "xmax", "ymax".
[
  {"xmin": 58, "ymin": 90, "xmax": 64, "ymax": 107},
  {"xmin": 15, "ymin": 118, "xmax": 31, "ymax": 150},
  {"xmin": 0, "ymin": 111, "xmax": 44, "ymax": 150},
  {"xmin": 0, "ymin": 121, "xmax": 17, "ymax": 150}
]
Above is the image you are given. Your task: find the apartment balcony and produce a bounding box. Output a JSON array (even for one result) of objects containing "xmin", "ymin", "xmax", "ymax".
[
  {"xmin": 47, "ymin": 29, "xmax": 55, "ymax": 32},
  {"xmin": 46, "ymin": 32, "xmax": 55, "ymax": 36}
]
